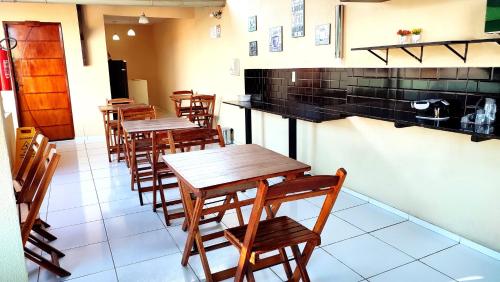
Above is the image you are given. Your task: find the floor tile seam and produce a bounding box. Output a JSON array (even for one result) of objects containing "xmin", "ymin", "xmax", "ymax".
[
  {"xmin": 106, "ymin": 225, "xmax": 170, "ymax": 242},
  {"xmin": 112, "ymin": 250, "xmax": 183, "ymax": 270},
  {"xmin": 364, "ymin": 231, "xmax": 420, "ymax": 261},
  {"xmin": 85, "ymin": 146, "xmax": 121, "ymax": 282},
  {"xmin": 46, "ymin": 218, "xmax": 103, "ymax": 230},
  {"xmin": 47, "ymin": 202, "xmax": 101, "ymax": 213},
  {"xmin": 328, "ymin": 213, "xmax": 367, "ymax": 232},
  {"xmin": 417, "ymin": 256, "xmax": 460, "ymax": 282},
  {"xmin": 319, "ymin": 245, "xmax": 368, "ymax": 279},
  {"xmin": 363, "ymin": 260, "xmax": 417, "ymax": 280}
]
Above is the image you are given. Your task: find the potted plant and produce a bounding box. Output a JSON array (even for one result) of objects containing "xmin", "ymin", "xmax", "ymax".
[
  {"xmin": 397, "ymin": 29, "xmax": 411, "ymax": 44},
  {"xmin": 411, "ymin": 28, "xmax": 423, "ymax": 43}
]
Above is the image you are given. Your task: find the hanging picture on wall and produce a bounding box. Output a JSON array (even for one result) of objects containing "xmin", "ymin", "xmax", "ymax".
[
  {"xmin": 291, "ymin": 0, "xmax": 305, "ymax": 37},
  {"xmin": 248, "ymin": 16, "xmax": 257, "ymax": 32},
  {"xmin": 249, "ymin": 41, "xmax": 258, "ymax": 56},
  {"xmin": 269, "ymin": 26, "xmax": 283, "ymax": 52},
  {"xmin": 315, "ymin": 24, "xmax": 331, "ymax": 45}
]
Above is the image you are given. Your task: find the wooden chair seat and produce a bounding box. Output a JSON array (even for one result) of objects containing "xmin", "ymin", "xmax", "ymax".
[{"xmin": 225, "ymin": 216, "xmax": 320, "ymax": 255}]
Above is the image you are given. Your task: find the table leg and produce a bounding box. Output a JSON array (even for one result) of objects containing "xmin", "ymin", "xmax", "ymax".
[
  {"xmin": 179, "ymin": 182, "xmax": 212, "ymax": 281},
  {"xmin": 102, "ymin": 112, "xmax": 112, "ymax": 162},
  {"xmin": 245, "ymin": 108, "xmax": 252, "ymax": 144},
  {"xmin": 289, "ymin": 118, "xmax": 297, "ymax": 160}
]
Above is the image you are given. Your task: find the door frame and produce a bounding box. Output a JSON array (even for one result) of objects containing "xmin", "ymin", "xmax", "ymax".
[{"xmin": 3, "ymin": 21, "xmax": 76, "ymax": 140}]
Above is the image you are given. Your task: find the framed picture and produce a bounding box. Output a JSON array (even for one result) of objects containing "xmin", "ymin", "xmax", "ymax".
[
  {"xmin": 269, "ymin": 26, "xmax": 283, "ymax": 52},
  {"xmin": 315, "ymin": 24, "xmax": 331, "ymax": 45},
  {"xmin": 249, "ymin": 41, "xmax": 258, "ymax": 56},
  {"xmin": 248, "ymin": 16, "xmax": 257, "ymax": 32},
  {"xmin": 291, "ymin": 0, "xmax": 305, "ymax": 37}
]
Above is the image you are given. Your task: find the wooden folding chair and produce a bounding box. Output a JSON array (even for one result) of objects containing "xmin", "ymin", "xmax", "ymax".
[
  {"xmin": 13, "ymin": 131, "xmax": 48, "ymax": 198},
  {"xmin": 117, "ymin": 105, "xmax": 155, "ymax": 166},
  {"xmin": 224, "ymin": 169, "xmax": 347, "ymax": 282},
  {"xmin": 119, "ymin": 106, "xmax": 157, "ymax": 203},
  {"xmin": 21, "ymin": 146, "xmax": 70, "ymax": 277},
  {"xmin": 106, "ymin": 98, "xmax": 135, "ymax": 105},
  {"xmin": 13, "ymin": 133, "xmax": 57, "ymax": 241},
  {"xmin": 170, "ymin": 90, "xmax": 193, "ymax": 117},
  {"xmin": 188, "ymin": 94, "xmax": 216, "ymax": 129},
  {"xmin": 104, "ymin": 98, "xmax": 135, "ymax": 162},
  {"xmin": 167, "ymin": 125, "xmax": 244, "ymax": 231}
]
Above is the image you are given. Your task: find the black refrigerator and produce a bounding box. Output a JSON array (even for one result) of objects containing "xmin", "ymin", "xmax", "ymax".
[{"xmin": 108, "ymin": 60, "xmax": 129, "ymax": 99}]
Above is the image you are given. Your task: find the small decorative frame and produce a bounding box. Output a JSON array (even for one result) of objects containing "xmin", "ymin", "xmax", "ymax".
[
  {"xmin": 249, "ymin": 41, "xmax": 258, "ymax": 56},
  {"xmin": 248, "ymin": 16, "xmax": 257, "ymax": 32},
  {"xmin": 291, "ymin": 0, "xmax": 305, "ymax": 37},
  {"xmin": 315, "ymin": 24, "xmax": 331, "ymax": 46},
  {"xmin": 269, "ymin": 26, "xmax": 283, "ymax": 52}
]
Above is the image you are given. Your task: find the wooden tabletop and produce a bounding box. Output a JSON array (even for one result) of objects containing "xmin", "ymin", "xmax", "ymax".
[
  {"xmin": 163, "ymin": 144, "xmax": 311, "ymax": 195},
  {"xmin": 98, "ymin": 103, "xmax": 147, "ymax": 113},
  {"xmin": 121, "ymin": 117, "xmax": 198, "ymax": 134}
]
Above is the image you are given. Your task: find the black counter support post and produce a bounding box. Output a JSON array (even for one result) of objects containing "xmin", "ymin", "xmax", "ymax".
[
  {"xmin": 289, "ymin": 118, "xmax": 297, "ymax": 160},
  {"xmin": 245, "ymin": 108, "xmax": 252, "ymax": 144}
]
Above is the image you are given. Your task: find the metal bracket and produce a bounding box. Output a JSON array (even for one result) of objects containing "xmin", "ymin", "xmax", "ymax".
[
  {"xmin": 394, "ymin": 122, "xmax": 413, "ymax": 129},
  {"xmin": 471, "ymin": 135, "xmax": 489, "ymax": 143},
  {"xmin": 444, "ymin": 43, "xmax": 469, "ymax": 63},
  {"xmin": 367, "ymin": 48, "xmax": 389, "ymax": 65},
  {"xmin": 400, "ymin": 46, "xmax": 423, "ymax": 63}
]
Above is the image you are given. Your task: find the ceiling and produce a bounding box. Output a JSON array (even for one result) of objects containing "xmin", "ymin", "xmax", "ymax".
[
  {"xmin": 0, "ymin": 0, "xmax": 225, "ymax": 7},
  {"xmin": 104, "ymin": 15, "xmax": 166, "ymax": 25}
]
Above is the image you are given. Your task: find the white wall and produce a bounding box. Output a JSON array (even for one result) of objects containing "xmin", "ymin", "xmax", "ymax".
[{"xmin": 150, "ymin": 0, "xmax": 500, "ymax": 251}]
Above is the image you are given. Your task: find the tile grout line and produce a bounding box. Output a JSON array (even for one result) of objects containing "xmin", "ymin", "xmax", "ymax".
[{"xmin": 84, "ymin": 140, "xmax": 120, "ymax": 282}]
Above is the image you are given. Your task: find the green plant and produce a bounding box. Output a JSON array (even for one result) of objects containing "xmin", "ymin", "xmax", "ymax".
[{"xmin": 411, "ymin": 28, "xmax": 423, "ymax": 35}]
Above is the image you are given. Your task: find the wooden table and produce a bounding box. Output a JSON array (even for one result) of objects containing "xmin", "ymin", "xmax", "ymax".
[
  {"xmin": 98, "ymin": 103, "xmax": 148, "ymax": 162},
  {"xmin": 163, "ymin": 144, "xmax": 310, "ymax": 282},
  {"xmin": 122, "ymin": 117, "xmax": 199, "ymax": 205},
  {"xmin": 121, "ymin": 117, "xmax": 198, "ymax": 134}
]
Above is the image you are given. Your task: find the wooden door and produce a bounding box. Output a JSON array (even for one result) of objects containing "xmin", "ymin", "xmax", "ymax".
[{"xmin": 6, "ymin": 22, "xmax": 75, "ymax": 141}]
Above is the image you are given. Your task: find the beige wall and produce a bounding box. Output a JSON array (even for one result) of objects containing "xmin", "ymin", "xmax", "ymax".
[
  {"xmin": 0, "ymin": 3, "xmax": 194, "ymax": 137},
  {"xmin": 105, "ymin": 24, "xmax": 160, "ymax": 105},
  {"xmin": 150, "ymin": 0, "xmax": 500, "ymax": 251}
]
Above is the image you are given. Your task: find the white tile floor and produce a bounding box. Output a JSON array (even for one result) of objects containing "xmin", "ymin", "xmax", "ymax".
[{"xmin": 27, "ymin": 137, "xmax": 500, "ymax": 282}]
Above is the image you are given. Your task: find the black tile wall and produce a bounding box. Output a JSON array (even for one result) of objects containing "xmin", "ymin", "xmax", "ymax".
[{"xmin": 244, "ymin": 67, "xmax": 500, "ymax": 130}]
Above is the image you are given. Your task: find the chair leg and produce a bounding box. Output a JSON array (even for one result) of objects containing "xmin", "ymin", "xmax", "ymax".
[
  {"xmin": 24, "ymin": 247, "xmax": 71, "ymax": 277},
  {"xmin": 279, "ymin": 248, "xmax": 294, "ymax": 280},
  {"xmin": 157, "ymin": 176, "xmax": 171, "ymax": 226},
  {"xmin": 232, "ymin": 194, "xmax": 245, "ymax": 226},
  {"xmin": 152, "ymin": 174, "xmax": 158, "ymax": 212},
  {"xmin": 291, "ymin": 245, "xmax": 311, "ymax": 282},
  {"xmin": 245, "ymin": 266, "xmax": 256, "ymax": 282}
]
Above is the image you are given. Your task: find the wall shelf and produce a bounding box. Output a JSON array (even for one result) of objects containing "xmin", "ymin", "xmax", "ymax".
[{"xmin": 351, "ymin": 38, "xmax": 500, "ymax": 65}]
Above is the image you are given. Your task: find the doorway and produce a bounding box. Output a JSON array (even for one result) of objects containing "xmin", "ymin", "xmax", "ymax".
[{"xmin": 5, "ymin": 21, "xmax": 75, "ymax": 141}]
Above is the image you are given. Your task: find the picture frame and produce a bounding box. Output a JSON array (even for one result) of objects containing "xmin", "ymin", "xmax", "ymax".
[
  {"xmin": 315, "ymin": 24, "xmax": 331, "ymax": 45},
  {"xmin": 248, "ymin": 16, "xmax": 257, "ymax": 32},
  {"xmin": 291, "ymin": 0, "xmax": 305, "ymax": 38},
  {"xmin": 269, "ymin": 26, "xmax": 283, "ymax": 52},
  {"xmin": 249, "ymin": 41, "xmax": 258, "ymax": 56}
]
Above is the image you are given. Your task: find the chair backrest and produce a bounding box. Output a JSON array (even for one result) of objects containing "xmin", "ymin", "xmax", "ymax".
[
  {"xmin": 172, "ymin": 90, "xmax": 193, "ymax": 95},
  {"xmin": 166, "ymin": 125, "xmax": 225, "ymax": 154},
  {"xmin": 20, "ymin": 146, "xmax": 60, "ymax": 245},
  {"xmin": 251, "ymin": 169, "xmax": 347, "ymax": 235},
  {"xmin": 119, "ymin": 105, "xmax": 156, "ymax": 122},
  {"xmin": 189, "ymin": 94, "xmax": 216, "ymax": 128},
  {"xmin": 13, "ymin": 132, "xmax": 49, "ymax": 197},
  {"xmin": 107, "ymin": 98, "xmax": 135, "ymax": 105},
  {"xmin": 171, "ymin": 90, "xmax": 193, "ymax": 117}
]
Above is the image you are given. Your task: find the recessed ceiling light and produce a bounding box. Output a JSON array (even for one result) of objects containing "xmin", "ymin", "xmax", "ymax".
[
  {"xmin": 112, "ymin": 33, "xmax": 120, "ymax": 41},
  {"xmin": 127, "ymin": 29, "xmax": 136, "ymax": 36}
]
